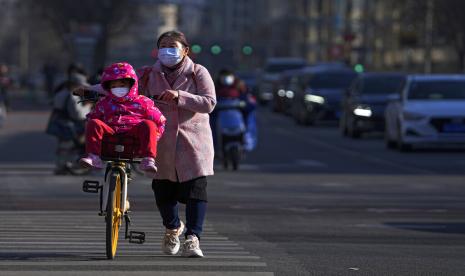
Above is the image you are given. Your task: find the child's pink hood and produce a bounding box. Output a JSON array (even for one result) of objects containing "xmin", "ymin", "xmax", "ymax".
[
  {"xmin": 101, "ymin": 62, "xmax": 139, "ymax": 102},
  {"xmin": 87, "ymin": 62, "xmax": 166, "ymax": 137}
]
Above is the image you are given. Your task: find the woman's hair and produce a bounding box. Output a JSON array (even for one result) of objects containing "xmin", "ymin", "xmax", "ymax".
[{"xmin": 157, "ymin": 31, "xmax": 189, "ymax": 48}]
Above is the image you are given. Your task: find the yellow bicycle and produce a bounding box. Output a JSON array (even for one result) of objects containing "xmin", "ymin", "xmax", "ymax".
[{"xmin": 82, "ymin": 134, "xmax": 145, "ymax": 259}]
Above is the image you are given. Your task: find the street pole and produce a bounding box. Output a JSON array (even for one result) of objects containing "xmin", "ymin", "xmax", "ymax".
[{"xmin": 425, "ymin": 0, "xmax": 434, "ymax": 73}]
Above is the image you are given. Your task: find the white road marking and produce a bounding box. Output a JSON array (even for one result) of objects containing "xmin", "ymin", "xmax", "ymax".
[{"xmin": 0, "ymin": 211, "xmax": 271, "ymax": 274}]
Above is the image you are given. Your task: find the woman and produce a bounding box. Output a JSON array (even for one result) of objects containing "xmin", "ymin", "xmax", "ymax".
[
  {"xmin": 140, "ymin": 31, "xmax": 216, "ymax": 258},
  {"xmin": 77, "ymin": 31, "xmax": 216, "ymax": 257}
]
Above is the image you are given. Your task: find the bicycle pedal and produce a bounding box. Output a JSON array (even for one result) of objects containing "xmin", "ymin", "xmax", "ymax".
[
  {"xmin": 129, "ymin": 231, "xmax": 145, "ymax": 244},
  {"xmin": 82, "ymin": 180, "xmax": 101, "ymax": 193}
]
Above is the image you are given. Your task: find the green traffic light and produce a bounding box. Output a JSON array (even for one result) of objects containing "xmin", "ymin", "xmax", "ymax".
[
  {"xmin": 354, "ymin": 64, "xmax": 364, "ymax": 73},
  {"xmin": 191, "ymin": 44, "xmax": 202, "ymax": 54},
  {"xmin": 242, "ymin": 46, "xmax": 253, "ymax": 55},
  {"xmin": 211, "ymin": 45, "xmax": 222, "ymax": 55}
]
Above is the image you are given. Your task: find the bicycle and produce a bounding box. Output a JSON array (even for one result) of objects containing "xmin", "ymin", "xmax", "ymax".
[{"xmin": 78, "ymin": 90, "xmax": 145, "ymax": 259}]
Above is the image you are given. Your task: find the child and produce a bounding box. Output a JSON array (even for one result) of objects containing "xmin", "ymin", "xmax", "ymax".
[{"xmin": 79, "ymin": 62, "xmax": 166, "ymax": 176}]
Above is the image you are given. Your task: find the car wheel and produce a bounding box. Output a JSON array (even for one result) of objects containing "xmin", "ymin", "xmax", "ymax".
[
  {"xmin": 396, "ymin": 123, "xmax": 413, "ymax": 152},
  {"xmin": 348, "ymin": 116, "xmax": 361, "ymax": 138},
  {"xmin": 385, "ymin": 138, "xmax": 396, "ymax": 149},
  {"xmin": 339, "ymin": 113, "xmax": 348, "ymax": 136},
  {"xmin": 303, "ymin": 112, "xmax": 315, "ymax": 126}
]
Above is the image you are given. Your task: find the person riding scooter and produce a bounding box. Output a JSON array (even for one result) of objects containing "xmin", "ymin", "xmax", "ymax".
[
  {"xmin": 47, "ymin": 73, "xmax": 93, "ymax": 174},
  {"xmin": 211, "ymin": 69, "xmax": 258, "ymax": 169}
]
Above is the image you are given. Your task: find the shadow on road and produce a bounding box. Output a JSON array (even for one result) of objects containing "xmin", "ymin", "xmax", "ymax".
[
  {"xmin": 0, "ymin": 252, "xmax": 98, "ymax": 261},
  {"xmin": 384, "ymin": 222, "xmax": 465, "ymax": 235}
]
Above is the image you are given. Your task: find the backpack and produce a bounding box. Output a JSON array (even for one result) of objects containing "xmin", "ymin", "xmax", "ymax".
[{"xmin": 45, "ymin": 93, "xmax": 78, "ymax": 140}]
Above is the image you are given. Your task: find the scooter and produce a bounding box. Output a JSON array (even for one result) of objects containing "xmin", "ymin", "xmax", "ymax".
[{"xmin": 214, "ymin": 99, "xmax": 247, "ymax": 170}]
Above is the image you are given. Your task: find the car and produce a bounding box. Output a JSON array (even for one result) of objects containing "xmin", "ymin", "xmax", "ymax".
[
  {"xmin": 385, "ymin": 74, "xmax": 465, "ymax": 151},
  {"xmin": 291, "ymin": 67, "xmax": 358, "ymax": 125},
  {"xmin": 271, "ymin": 68, "xmax": 303, "ymax": 114},
  {"xmin": 340, "ymin": 72, "xmax": 406, "ymax": 138},
  {"xmin": 257, "ymin": 57, "xmax": 307, "ymax": 105}
]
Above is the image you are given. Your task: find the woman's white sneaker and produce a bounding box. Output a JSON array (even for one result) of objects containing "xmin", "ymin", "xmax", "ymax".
[
  {"xmin": 161, "ymin": 221, "xmax": 185, "ymax": 255},
  {"xmin": 182, "ymin": 235, "xmax": 204, "ymax": 258}
]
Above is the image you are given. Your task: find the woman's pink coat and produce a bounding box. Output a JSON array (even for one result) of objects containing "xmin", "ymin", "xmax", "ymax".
[{"xmin": 140, "ymin": 57, "xmax": 216, "ymax": 182}]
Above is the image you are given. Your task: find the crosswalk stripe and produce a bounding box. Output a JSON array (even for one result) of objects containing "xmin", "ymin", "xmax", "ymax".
[
  {"xmin": 0, "ymin": 272, "xmax": 274, "ymax": 276},
  {"xmin": 0, "ymin": 249, "xmax": 252, "ymax": 255},
  {"xmin": 0, "ymin": 235, "xmax": 229, "ymax": 240},
  {"xmin": 0, "ymin": 211, "xmax": 272, "ymax": 274},
  {"xmin": 0, "ymin": 261, "xmax": 267, "ymax": 267}
]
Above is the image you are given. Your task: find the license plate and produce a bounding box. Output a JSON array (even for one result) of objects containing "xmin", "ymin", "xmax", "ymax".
[{"xmin": 443, "ymin": 123, "xmax": 465, "ymax": 133}]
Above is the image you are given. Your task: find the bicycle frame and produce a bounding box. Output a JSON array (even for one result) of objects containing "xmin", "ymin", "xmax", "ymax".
[{"xmin": 82, "ymin": 157, "xmax": 145, "ymax": 259}]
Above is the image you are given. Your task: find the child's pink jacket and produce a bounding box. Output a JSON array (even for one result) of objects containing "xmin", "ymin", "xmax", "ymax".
[{"xmin": 87, "ymin": 62, "xmax": 166, "ymax": 139}]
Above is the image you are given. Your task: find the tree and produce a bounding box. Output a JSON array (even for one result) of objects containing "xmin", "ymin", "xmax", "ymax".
[
  {"xmin": 435, "ymin": 0, "xmax": 465, "ymax": 72},
  {"xmin": 27, "ymin": 0, "xmax": 135, "ymax": 71},
  {"xmin": 393, "ymin": 0, "xmax": 465, "ymax": 72}
]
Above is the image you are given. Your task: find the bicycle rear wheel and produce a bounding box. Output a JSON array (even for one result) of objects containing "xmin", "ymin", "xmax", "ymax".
[{"xmin": 106, "ymin": 171, "xmax": 122, "ymax": 259}]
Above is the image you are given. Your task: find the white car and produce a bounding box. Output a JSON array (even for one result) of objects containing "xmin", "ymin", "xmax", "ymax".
[{"xmin": 385, "ymin": 75, "xmax": 465, "ymax": 151}]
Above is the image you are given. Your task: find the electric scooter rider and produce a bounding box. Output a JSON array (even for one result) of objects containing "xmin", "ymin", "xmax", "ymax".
[
  {"xmin": 50, "ymin": 73, "xmax": 93, "ymax": 174},
  {"xmin": 212, "ymin": 69, "xmax": 258, "ymax": 166}
]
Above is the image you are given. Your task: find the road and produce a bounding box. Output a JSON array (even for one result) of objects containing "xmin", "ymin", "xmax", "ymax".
[{"xmin": 0, "ymin": 107, "xmax": 464, "ymax": 276}]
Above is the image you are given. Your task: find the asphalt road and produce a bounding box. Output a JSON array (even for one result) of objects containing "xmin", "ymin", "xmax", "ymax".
[{"xmin": 0, "ymin": 106, "xmax": 464, "ymax": 276}]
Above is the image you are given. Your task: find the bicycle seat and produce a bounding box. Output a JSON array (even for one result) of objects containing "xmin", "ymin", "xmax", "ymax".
[{"xmin": 101, "ymin": 133, "xmax": 141, "ymax": 162}]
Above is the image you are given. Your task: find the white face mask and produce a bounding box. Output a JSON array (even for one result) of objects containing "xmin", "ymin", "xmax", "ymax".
[
  {"xmin": 111, "ymin": 87, "xmax": 130, "ymax": 98},
  {"xmin": 158, "ymin": 47, "xmax": 183, "ymax": 67}
]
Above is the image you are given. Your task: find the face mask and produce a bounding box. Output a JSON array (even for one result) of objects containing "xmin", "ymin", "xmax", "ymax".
[
  {"xmin": 111, "ymin": 87, "xmax": 130, "ymax": 97},
  {"xmin": 158, "ymin": 47, "xmax": 183, "ymax": 67},
  {"xmin": 222, "ymin": 75, "xmax": 235, "ymax": 86}
]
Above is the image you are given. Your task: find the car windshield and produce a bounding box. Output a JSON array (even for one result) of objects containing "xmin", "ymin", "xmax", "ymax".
[
  {"xmin": 309, "ymin": 72, "xmax": 357, "ymax": 89},
  {"xmin": 361, "ymin": 76, "xmax": 405, "ymax": 94},
  {"xmin": 265, "ymin": 63, "xmax": 306, "ymax": 73},
  {"xmin": 408, "ymin": 80, "xmax": 465, "ymax": 100}
]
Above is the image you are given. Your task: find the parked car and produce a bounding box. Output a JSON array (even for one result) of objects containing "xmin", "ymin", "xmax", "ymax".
[
  {"xmin": 340, "ymin": 72, "xmax": 406, "ymax": 138},
  {"xmin": 257, "ymin": 57, "xmax": 307, "ymax": 105},
  {"xmin": 385, "ymin": 75, "xmax": 465, "ymax": 151},
  {"xmin": 291, "ymin": 67, "xmax": 358, "ymax": 125}
]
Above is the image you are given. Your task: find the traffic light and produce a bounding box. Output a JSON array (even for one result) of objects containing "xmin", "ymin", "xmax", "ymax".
[
  {"xmin": 242, "ymin": 45, "xmax": 253, "ymax": 55},
  {"xmin": 210, "ymin": 45, "xmax": 222, "ymax": 55},
  {"xmin": 191, "ymin": 44, "xmax": 202, "ymax": 54},
  {"xmin": 354, "ymin": 64, "xmax": 364, "ymax": 73}
]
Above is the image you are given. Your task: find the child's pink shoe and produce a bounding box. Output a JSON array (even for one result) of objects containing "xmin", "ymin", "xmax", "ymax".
[
  {"xmin": 139, "ymin": 157, "xmax": 158, "ymax": 178},
  {"xmin": 79, "ymin": 153, "xmax": 104, "ymax": 169}
]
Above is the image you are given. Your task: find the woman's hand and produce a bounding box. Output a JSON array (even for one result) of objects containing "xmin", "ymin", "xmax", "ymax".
[{"xmin": 159, "ymin": 89, "xmax": 179, "ymax": 102}]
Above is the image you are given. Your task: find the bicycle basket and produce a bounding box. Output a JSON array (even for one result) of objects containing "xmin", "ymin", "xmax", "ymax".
[{"xmin": 101, "ymin": 134, "xmax": 140, "ymax": 160}]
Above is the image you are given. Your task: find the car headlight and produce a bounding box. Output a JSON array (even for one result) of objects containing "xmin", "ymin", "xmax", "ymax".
[
  {"xmin": 304, "ymin": 94, "xmax": 325, "ymax": 104},
  {"xmin": 285, "ymin": 90, "xmax": 294, "ymax": 99},
  {"xmin": 353, "ymin": 105, "xmax": 372, "ymax": 117},
  {"xmin": 277, "ymin": 89, "xmax": 286, "ymax": 97},
  {"xmin": 403, "ymin": 111, "xmax": 426, "ymax": 121}
]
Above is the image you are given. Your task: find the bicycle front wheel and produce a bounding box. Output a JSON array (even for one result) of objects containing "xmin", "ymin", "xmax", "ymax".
[{"xmin": 106, "ymin": 171, "xmax": 122, "ymax": 259}]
